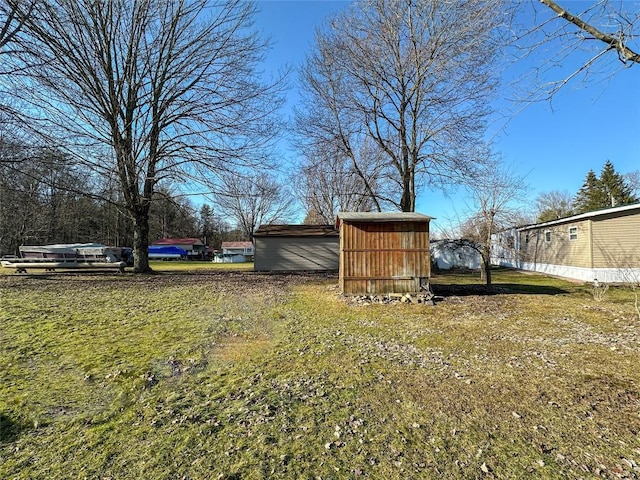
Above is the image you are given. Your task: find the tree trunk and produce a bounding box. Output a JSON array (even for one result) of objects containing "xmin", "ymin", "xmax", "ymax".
[
  {"xmin": 483, "ymin": 217, "xmax": 495, "ymax": 291},
  {"xmin": 400, "ymin": 171, "xmax": 413, "ymax": 212},
  {"xmin": 483, "ymin": 258, "xmax": 492, "ymax": 290},
  {"xmin": 132, "ymin": 211, "xmax": 151, "ymax": 273}
]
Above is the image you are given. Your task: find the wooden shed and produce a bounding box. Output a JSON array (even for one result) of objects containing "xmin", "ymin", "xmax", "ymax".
[
  {"xmin": 253, "ymin": 224, "xmax": 339, "ymax": 271},
  {"xmin": 336, "ymin": 212, "xmax": 433, "ymax": 295}
]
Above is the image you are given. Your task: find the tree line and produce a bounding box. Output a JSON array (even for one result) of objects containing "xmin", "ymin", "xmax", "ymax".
[{"xmin": 0, "ymin": 140, "xmax": 251, "ymax": 255}]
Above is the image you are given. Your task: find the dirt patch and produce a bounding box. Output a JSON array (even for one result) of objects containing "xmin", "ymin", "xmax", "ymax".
[{"xmin": 0, "ymin": 270, "xmax": 336, "ymax": 297}]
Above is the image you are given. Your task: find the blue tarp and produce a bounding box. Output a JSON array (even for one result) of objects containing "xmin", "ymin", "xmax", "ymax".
[{"xmin": 148, "ymin": 246, "xmax": 187, "ymax": 256}]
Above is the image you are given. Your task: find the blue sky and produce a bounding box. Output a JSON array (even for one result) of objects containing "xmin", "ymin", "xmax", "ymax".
[{"xmin": 253, "ymin": 0, "xmax": 640, "ymax": 229}]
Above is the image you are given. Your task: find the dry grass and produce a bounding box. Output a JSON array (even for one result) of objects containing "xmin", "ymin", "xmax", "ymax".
[
  {"xmin": 149, "ymin": 260, "xmax": 254, "ymax": 272},
  {"xmin": 1, "ymin": 267, "xmax": 639, "ymax": 478}
]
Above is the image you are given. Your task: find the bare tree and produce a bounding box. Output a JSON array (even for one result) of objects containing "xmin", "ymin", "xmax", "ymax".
[
  {"xmin": 295, "ymin": 58, "xmax": 387, "ymax": 214},
  {"xmin": 294, "ymin": 137, "xmax": 386, "ymax": 224},
  {"xmin": 296, "ymin": 0, "xmax": 503, "ymax": 212},
  {"xmin": 215, "ymin": 172, "xmax": 294, "ymax": 240},
  {"xmin": 0, "ymin": 140, "xmax": 40, "ymax": 253},
  {"xmin": 595, "ymin": 238, "xmax": 640, "ymax": 321},
  {"xmin": 512, "ymin": 1, "xmax": 639, "ymax": 101},
  {"xmin": 624, "ymin": 170, "xmax": 640, "ymax": 200},
  {"xmin": 613, "ymin": 266, "xmax": 640, "ymax": 322},
  {"xmin": 460, "ymin": 160, "xmax": 529, "ymax": 288},
  {"xmin": 535, "ymin": 189, "xmax": 574, "ymax": 222},
  {"xmin": 9, "ymin": 0, "xmax": 281, "ymax": 272}
]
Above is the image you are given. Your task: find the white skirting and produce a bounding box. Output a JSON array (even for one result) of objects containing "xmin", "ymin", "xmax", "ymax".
[{"xmin": 499, "ymin": 260, "xmax": 640, "ymax": 283}]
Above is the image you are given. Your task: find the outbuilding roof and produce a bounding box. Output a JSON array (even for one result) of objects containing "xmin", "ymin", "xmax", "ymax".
[
  {"xmin": 253, "ymin": 224, "xmax": 339, "ymax": 237},
  {"xmin": 336, "ymin": 212, "xmax": 433, "ymax": 227},
  {"xmin": 152, "ymin": 237, "xmax": 204, "ymax": 246},
  {"xmin": 221, "ymin": 241, "xmax": 253, "ymax": 248}
]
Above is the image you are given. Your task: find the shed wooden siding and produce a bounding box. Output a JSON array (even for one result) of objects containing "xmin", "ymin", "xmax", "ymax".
[
  {"xmin": 591, "ymin": 212, "xmax": 640, "ymax": 268},
  {"xmin": 254, "ymin": 236, "xmax": 339, "ymax": 271},
  {"xmin": 519, "ymin": 220, "xmax": 591, "ymax": 268},
  {"xmin": 339, "ymin": 221, "xmax": 430, "ymax": 294}
]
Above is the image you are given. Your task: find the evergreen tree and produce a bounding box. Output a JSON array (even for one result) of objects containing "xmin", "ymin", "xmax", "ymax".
[
  {"xmin": 199, "ymin": 204, "xmax": 215, "ymax": 245},
  {"xmin": 574, "ymin": 170, "xmax": 605, "ymax": 213},
  {"xmin": 599, "ymin": 160, "xmax": 638, "ymax": 207},
  {"xmin": 573, "ymin": 162, "xmax": 639, "ymax": 214}
]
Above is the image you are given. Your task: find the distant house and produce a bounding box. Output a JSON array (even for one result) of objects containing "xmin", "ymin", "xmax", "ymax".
[
  {"xmin": 430, "ymin": 239, "xmax": 481, "ymax": 270},
  {"xmin": 214, "ymin": 241, "xmax": 254, "ymax": 263},
  {"xmin": 253, "ymin": 225, "xmax": 339, "ymax": 271},
  {"xmin": 493, "ymin": 203, "xmax": 640, "ymax": 283},
  {"xmin": 336, "ymin": 212, "xmax": 433, "ymax": 294},
  {"xmin": 151, "ymin": 238, "xmax": 205, "ymax": 259}
]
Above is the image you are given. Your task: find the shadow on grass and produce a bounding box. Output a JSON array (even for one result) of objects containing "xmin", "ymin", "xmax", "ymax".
[
  {"xmin": 430, "ymin": 267, "xmax": 576, "ymax": 296},
  {"xmin": 139, "ymin": 270, "xmax": 340, "ymax": 281},
  {"xmin": 431, "ymin": 283, "xmax": 571, "ymax": 296},
  {"xmin": 0, "ymin": 413, "xmax": 29, "ymax": 443}
]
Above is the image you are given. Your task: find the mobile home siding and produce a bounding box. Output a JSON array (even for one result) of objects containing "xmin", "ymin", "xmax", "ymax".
[
  {"xmin": 254, "ymin": 236, "xmax": 339, "ymax": 271},
  {"xmin": 591, "ymin": 213, "xmax": 640, "ymax": 268},
  {"xmin": 339, "ymin": 218, "xmax": 431, "ymax": 295},
  {"xmin": 496, "ymin": 204, "xmax": 640, "ymax": 282},
  {"xmin": 520, "ymin": 220, "xmax": 591, "ymax": 268}
]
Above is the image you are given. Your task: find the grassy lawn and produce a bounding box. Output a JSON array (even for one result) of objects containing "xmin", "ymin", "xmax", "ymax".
[
  {"xmin": 149, "ymin": 260, "xmax": 254, "ymax": 272},
  {"xmin": 1, "ymin": 266, "xmax": 639, "ymax": 478}
]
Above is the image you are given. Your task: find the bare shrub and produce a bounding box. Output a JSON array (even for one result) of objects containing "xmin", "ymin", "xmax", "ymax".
[{"xmin": 591, "ymin": 279, "xmax": 609, "ymax": 302}]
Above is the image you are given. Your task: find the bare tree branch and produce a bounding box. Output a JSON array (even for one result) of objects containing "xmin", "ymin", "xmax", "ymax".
[
  {"xmin": 511, "ymin": 0, "xmax": 639, "ymax": 102},
  {"xmin": 534, "ymin": 189, "xmax": 575, "ymax": 222},
  {"xmin": 0, "ymin": 1, "xmax": 34, "ymax": 54},
  {"xmin": 540, "ymin": 0, "xmax": 640, "ymax": 65},
  {"xmin": 293, "ymin": 137, "xmax": 385, "ymax": 223}
]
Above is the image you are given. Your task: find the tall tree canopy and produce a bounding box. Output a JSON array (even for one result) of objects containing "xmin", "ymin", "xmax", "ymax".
[
  {"xmin": 296, "ymin": 0, "xmax": 503, "ymax": 212},
  {"xmin": 7, "ymin": 0, "xmax": 281, "ymax": 272}
]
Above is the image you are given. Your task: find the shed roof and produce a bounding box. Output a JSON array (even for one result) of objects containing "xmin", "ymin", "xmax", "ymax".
[
  {"xmin": 152, "ymin": 237, "xmax": 204, "ymax": 246},
  {"xmin": 336, "ymin": 212, "xmax": 433, "ymax": 227},
  {"xmin": 254, "ymin": 224, "xmax": 339, "ymax": 237},
  {"xmin": 222, "ymin": 241, "xmax": 253, "ymax": 248}
]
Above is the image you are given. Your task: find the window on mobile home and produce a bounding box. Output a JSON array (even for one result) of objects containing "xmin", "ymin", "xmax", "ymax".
[{"xmin": 569, "ymin": 227, "xmax": 578, "ymax": 241}]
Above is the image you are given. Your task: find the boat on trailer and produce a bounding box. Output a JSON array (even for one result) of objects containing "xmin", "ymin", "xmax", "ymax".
[{"xmin": 1, "ymin": 243, "xmax": 128, "ymax": 273}]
